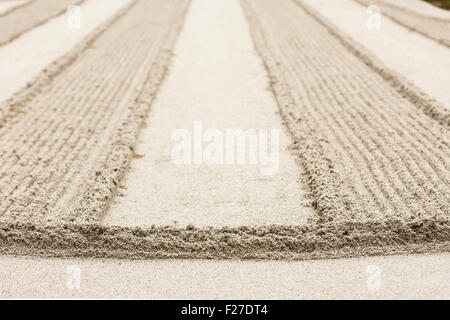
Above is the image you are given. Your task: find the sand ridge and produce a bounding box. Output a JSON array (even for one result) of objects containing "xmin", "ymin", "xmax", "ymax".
[
  {"xmin": 0, "ymin": 0, "xmax": 191, "ymax": 224},
  {"xmin": 384, "ymin": 0, "xmax": 450, "ymax": 19},
  {"xmin": 0, "ymin": 0, "xmax": 134, "ymax": 103},
  {"xmin": 239, "ymin": 0, "xmax": 449, "ymax": 253},
  {"xmin": 0, "ymin": 0, "xmax": 30, "ymax": 17},
  {"xmin": 303, "ymin": 0, "xmax": 450, "ymax": 109},
  {"xmin": 0, "ymin": 0, "xmax": 448, "ymax": 261},
  {"xmin": 0, "ymin": 219, "xmax": 448, "ymax": 260},
  {"xmin": 0, "ymin": 0, "xmax": 87, "ymax": 48},
  {"xmin": 242, "ymin": 0, "xmax": 449, "ymax": 220}
]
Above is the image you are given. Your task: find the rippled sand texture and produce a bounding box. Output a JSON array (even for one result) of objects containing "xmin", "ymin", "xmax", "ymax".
[
  {"xmin": 354, "ymin": 0, "xmax": 450, "ymax": 47},
  {"xmin": 0, "ymin": 0, "xmax": 86, "ymax": 47},
  {"xmin": 0, "ymin": 0, "xmax": 448, "ymax": 260}
]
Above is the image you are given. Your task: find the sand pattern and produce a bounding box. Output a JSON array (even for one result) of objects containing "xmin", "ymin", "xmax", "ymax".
[
  {"xmin": 0, "ymin": 1, "xmax": 31, "ymax": 18},
  {"xmin": 242, "ymin": 0, "xmax": 450, "ymax": 220},
  {"xmin": 0, "ymin": 0, "xmax": 191, "ymax": 224},
  {"xmin": 239, "ymin": 0, "xmax": 449, "ymax": 254},
  {"xmin": 0, "ymin": 0, "xmax": 86, "ymax": 47},
  {"xmin": 0, "ymin": 0, "xmax": 448, "ymax": 260},
  {"xmin": 353, "ymin": 0, "xmax": 450, "ymax": 48}
]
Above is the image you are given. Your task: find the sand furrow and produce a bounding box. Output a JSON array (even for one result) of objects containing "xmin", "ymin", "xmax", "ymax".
[
  {"xmin": 240, "ymin": 0, "xmax": 449, "ymax": 224},
  {"xmin": 0, "ymin": 28, "xmax": 163, "ymax": 221},
  {"xmin": 0, "ymin": 0, "xmax": 135, "ymax": 125},
  {"xmin": 0, "ymin": 0, "xmax": 30, "ymax": 17},
  {"xmin": 0, "ymin": 220, "xmax": 448, "ymax": 260},
  {"xmin": 0, "ymin": 0, "xmax": 191, "ymax": 222},
  {"xmin": 0, "ymin": 0, "xmax": 448, "ymax": 261},
  {"xmin": 293, "ymin": 0, "xmax": 450, "ymax": 207},
  {"xmin": 0, "ymin": 0, "xmax": 139, "ymax": 216},
  {"xmin": 252, "ymin": 3, "xmax": 422, "ymax": 218},
  {"xmin": 0, "ymin": 0, "xmax": 87, "ymax": 47},
  {"xmin": 297, "ymin": 0, "xmax": 450, "ymax": 211},
  {"xmin": 353, "ymin": 0, "xmax": 450, "ymax": 48},
  {"xmin": 252, "ymin": 6, "xmax": 421, "ymax": 218}
]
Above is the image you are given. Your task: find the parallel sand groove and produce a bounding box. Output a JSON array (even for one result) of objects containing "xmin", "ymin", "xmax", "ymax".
[
  {"xmin": 1, "ymin": 253, "xmax": 449, "ymax": 299},
  {"xmin": 240, "ymin": 0, "xmax": 448, "ymax": 254},
  {"xmin": 383, "ymin": 0, "xmax": 450, "ymax": 20},
  {"xmin": 0, "ymin": 0, "xmax": 87, "ymax": 48},
  {"xmin": 0, "ymin": 0, "xmax": 134, "ymax": 104},
  {"xmin": 0, "ymin": 0, "xmax": 191, "ymax": 224},
  {"xmin": 353, "ymin": 0, "xmax": 450, "ymax": 48},
  {"xmin": 302, "ymin": 0, "xmax": 450, "ymax": 109},
  {"xmin": 0, "ymin": 1, "xmax": 30, "ymax": 17},
  {"xmin": 0, "ymin": 0, "xmax": 448, "ymax": 260},
  {"xmin": 102, "ymin": 0, "xmax": 315, "ymax": 228}
]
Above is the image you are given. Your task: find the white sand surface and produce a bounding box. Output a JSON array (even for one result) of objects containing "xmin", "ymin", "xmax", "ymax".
[
  {"xmin": 0, "ymin": 0, "xmax": 28, "ymax": 15},
  {"xmin": 103, "ymin": 0, "xmax": 315, "ymax": 227},
  {"xmin": 0, "ymin": 0, "xmax": 133, "ymax": 103},
  {"xmin": 0, "ymin": 0, "xmax": 448, "ymax": 299},
  {"xmin": 303, "ymin": 0, "xmax": 450, "ymax": 108},
  {"xmin": 383, "ymin": 0, "xmax": 450, "ymax": 19},
  {"xmin": 0, "ymin": 253, "xmax": 448, "ymax": 299}
]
